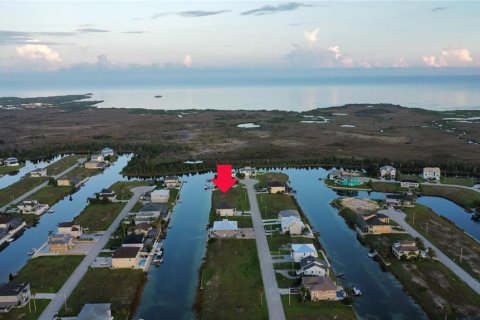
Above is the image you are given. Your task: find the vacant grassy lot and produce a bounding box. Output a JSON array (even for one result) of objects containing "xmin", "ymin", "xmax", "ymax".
[
  {"xmin": 46, "ymin": 155, "xmax": 83, "ymax": 176},
  {"xmin": 14, "ymin": 256, "xmax": 84, "ymax": 293},
  {"xmin": 74, "ymin": 202, "xmax": 125, "ymax": 231},
  {"xmin": 0, "ymin": 177, "xmax": 48, "ymax": 207},
  {"xmin": 110, "ymin": 180, "xmax": 153, "ymax": 200},
  {"xmin": 268, "ymin": 234, "xmax": 314, "ymax": 255},
  {"xmin": 0, "ymin": 163, "xmax": 25, "ymax": 175},
  {"xmin": 440, "ymin": 176, "xmax": 476, "ymax": 187},
  {"xmin": 66, "ymin": 166, "xmax": 101, "ymax": 180},
  {"xmin": 0, "ymin": 299, "xmax": 49, "ymax": 320},
  {"xmin": 224, "ymin": 215, "xmax": 253, "ymax": 228},
  {"xmin": 257, "ymin": 193, "xmax": 297, "ymax": 219},
  {"xmin": 200, "ymin": 239, "xmax": 267, "ymax": 320},
  {"xmin": 28, "ymin": 185, "xmax": 73, "ymax": 206},
  {"xmin": 404, "ymin": 204, "xmax": 480, "ymax": 280},
  {"xmin": 420, "ymin": 185, "xmax": 480, "ymax": 209},
  {"xmin": 399, "ymin": 174, "xmax": 423, "ymax": 182},
  {"xmin": 282, "ymin": 295, "xmax": 355, "ymax": 320},
  {"xmin": 256, "ymin": 172, "xmax": 289, "ymax": 189},
  {"xmin": 60, "ymin": 268, "xmax": 146, "ymax": 319},
  {"xmin": 371, "ymin": 181, "xmax": 402, "ymax": 193},
  {"xmin": 212, "ymin": 187, "xmax": 250, "ymax": 212}
]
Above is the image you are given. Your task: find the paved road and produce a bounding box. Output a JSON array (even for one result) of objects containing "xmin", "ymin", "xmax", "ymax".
[
  {"xmin": 0, "ymin": 158, "xmax": 85, "ymax": 212},
  {"xmin": 242, "ymin": 179, "xmax": 286, "ymax": 320},
  {"xmin": 381, "ymin": 208, "xmax": 480, "ymax": 295},
  {"xmin": 39, "ymin": 186, "xmax": 154, "ymax": 320}
]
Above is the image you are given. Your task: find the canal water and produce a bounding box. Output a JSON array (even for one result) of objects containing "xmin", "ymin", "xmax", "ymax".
[
  {"xmin": 0, "ymin": 154, "xmax": 132, "ymax": 281},
  {"xmin": 135, "ymin": 172, "xmax": 213, "ymax": 320},
  {"xmin": 0, "ymin": 155, "xmax": 63, "ymax": 190}
]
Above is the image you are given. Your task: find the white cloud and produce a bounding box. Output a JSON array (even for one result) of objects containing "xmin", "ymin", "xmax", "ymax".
[
  {"xmin": 286, "ymin": 44, "xmax": 355, "ymax": 68},
  {"xmin": 15, "ymin": 44, "xmax": 61, "ymax": 63},
  {"xmin": 392, "ymin": 57, "xmax": 409, "ymax": 68},
  {"xmin": 304, "ymin": 28, "xmax": 319, "ymax": 47},
  {"xmin": 423, "ymin": 46, "xmax": 475, "ymax": 67},
  {"xmin": 183, "ymin": 54, "xmax": 192, "ymax": 67}
]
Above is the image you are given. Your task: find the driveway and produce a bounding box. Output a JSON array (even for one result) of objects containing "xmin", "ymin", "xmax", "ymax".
[
  {"xmin": 380, "ymin": 208, "xmax": 480, "ymax": 295},
  {"xmin": 38, "ymin": 186, "xmax": 154, "ymax": 320},
  {"xmin": 242, "ymin": 179, "xmax": 286, "ymax": 320}
]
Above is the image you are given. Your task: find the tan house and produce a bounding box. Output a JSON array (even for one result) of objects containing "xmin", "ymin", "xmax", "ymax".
[
  {"xmin": 164, "ymin": 176, "xmax": 180, "ymax": 188},
  {"xmin": 0, "ymin": 282, "xmax": 31, "ymax": 311},
  {"xmin": 84, "ymin": 160, "xmax": 106, "ymax": 170},
  {"xmin": 379, "ymin": 166, "xmax": 396, "ymax": 178},
  {"xmin": 281, "ymin": 216, "xmax": 305, "ymax": 235},
  {"xmin": 302, "ymin": 276, "xmax": 337, "ymax": 301},
  {"xmin": 392, "ymin": 240, "xmax": 420, "ymax": 260},
  {"xmin": 57, "ymin": 176, "xmax": 80, "ymax": 187},
  {"xmin": 211, "ymin": 219, "xmax": 238, "ymax": 238},
  {"xmin": 127, "ymin": 223, "xmax": 152, "ymax": 237},
  {"xmin": 48, "ymin": 234, "xmax": 74, "ymax": 253},
  {"xmin": 357, "ymin": 213, "xmax": 392, "ymax": 235},
  {"xmin": 215, "ymin": 202, "xmax": 236, "ymax": 216},
  {"xmin": 112, "ymin": 246, "xmax": 141, "ymax": 269},
  {"xmin": 151, "ymin": 189, "xmax": 170, "ymax": 203},
  {"xmin": 423, "ymin": 167, "xmax": 441, "ymax": 181},
  {"xmin": 30, "ymin": 167, "xmax": 47, "ymax": 177},
  {"xmin": 268, "ymin": 181, "xmax": 286, "ymax": 194},
  {"xmin": 400, "ymin": 179, "xmax": 420, "ymax": 189},
  {"xmin": 58, "ymin": 222, "xmax": 83, "ymax": 238}
]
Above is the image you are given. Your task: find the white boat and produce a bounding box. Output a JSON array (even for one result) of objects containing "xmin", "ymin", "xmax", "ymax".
[
  {"xmin": 368, "ymin": 251, "xmax": 377, "ymax": 258},
  {"xmin": 47, "ymin": 209, "xmax": 55, "ymax": 213},
  {"xmin": 352, "ymin": 286, "xmax": 362, "ymax": 296},
  {"xmin": 6, "ymin": 238, "xmax": 14, "ymax": 243},
  {"xmin": 27, "ymin": 248, "xmax": 36, "ymax": 255}
]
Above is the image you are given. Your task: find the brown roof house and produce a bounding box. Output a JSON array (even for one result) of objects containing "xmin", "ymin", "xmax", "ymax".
[
  {"xmin": 302, "ymin": 276, "xmax": 338, "ymax": 301},
  {"xmin": 215, "ymin": 202, "xmax": 236, "ymax": 217},
  {"xmin": 127, "ymin": 222, "xmax": 152, "ymax": 237},
  {"xmin": 58, "ymin": 222, "xmax": 83, "ymax": 238},
  {"xmin": 112, "ymin": 246, "xmax": 141, "ymax": 269},
  {"xmin": 268, "ymin": 181, "xmax": 286, "ymax": 194},
  {"xmin": 356, "ymin": 213, "xmax": 392, "ymax": 235}
]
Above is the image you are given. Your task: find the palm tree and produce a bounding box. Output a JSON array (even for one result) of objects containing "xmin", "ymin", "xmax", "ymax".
[{"xmin": 259, "ymin": 286, "xmax": 264, "ymax": 307}]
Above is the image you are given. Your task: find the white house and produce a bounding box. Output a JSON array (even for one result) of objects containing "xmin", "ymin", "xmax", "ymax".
[
  {"xmin": 29, "ymin": 167, "xmax": 47, "ymax": 177},
  {"xmin": 281, "ymin": 216, "xmax": 305, "ymax": 235},
  {"xmin": 0, "ymin": 282, "xmax": 31, "ymax": 311},
  {"xmin": 379, "ymin": 166, "xmax": 396, "ymax": 178},
  {"xmin": 296, "ymin": 256, "xmax": 330, "ymax": 277},
  {"xmin": 211, "ymin": 219, "xmax": 238, "ymax": 238},
  {"xmin": 215, "ymin": 202, "xmax": 236, "ymax": 216},
  {"xmin": 101, "ymin": 147, "xmax": 115, "ymax": 157},
  {"xmin": 423, "ymin": 167, "xmax": 441, "ymax": 181},
  {"xmin": 58, "ymin": 221, "xmax": 83, "ymax": 238},
  {"xmin": 164, "ymin": 176, "xmax": 180, "ymax": 188},
  {"xmin": 3, "ymin": 157, "xmax": 19, "ymax": 167},
  {"xmin": 97, "ymin": 189, "xmax": 116, "ymax": 202},
  {"xmin": 77, "ymin": 303, "xmax": 113, "ymax": 320},
  {"xmin": 17, "ymin": 200, "xmax": 49, "ymax": 215},
  {"xmin": 151, "ymin": 189, "xmax": 170, "ymax": 203},
  {"xmin": 400, "ymin": 180, "xmax": 420, "ymax": 189},
  {"xmin": 291, "ymin": 243, "xmax": 318, "ymax": 262},
  {"xmin": 90, "ymin": 154, "xmax": 105, "ymax": 162},
  {"xmin": 392, "ymin": 240, "xmax": 420, "ymax": 260},
  {"xmin": 239, "ymin": 167, "xmax": 257, "ymax": 178}
]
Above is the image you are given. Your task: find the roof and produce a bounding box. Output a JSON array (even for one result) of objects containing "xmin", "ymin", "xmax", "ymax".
[
  {"xmin": 151, "ymin": 189, "xmax": 170, "ymax": 197},
  {"xmin": 281, "ymin": 216, "xmax": 305, "ymax": 229},
  {"xmin": 58, "ymin": 221, "xmax": 75, "ymax": 228},
  {"xmin": 361, "ymin": 215, "xmax": 389, "ymax": 227},
  {"xmin": 299, "ymin": 256, "xmax": 329, "ymax": 270},
  {"xmin": 401, "ymin": 179, "xmax": 419, "ymax": 184},
  {"xmin": 48, "ymin": 234, "xmax": 72, "ymax": 245},
  {"xmin": 216, "ymin": 202, "xmax": 234, "ymax": 210},
  {"xmin": 123, "ymin": 234, "xmax": 144, "ymax": 244},
  {"xmin": 132, "ymin": 222, "xmax": 151, "ymax": 231},
  {"xmin": 31, "ymin": 167, "xmax": 46, "ymax": 172},
  {"xmin": 165, "ymin": 176, "xmax": 179, "ymax": 181},
  {"xmin": 212, "ymin": 219, "xmax": 238, "ymax": 231},
  {"xmin": 112, "ymin": 246, "xmax": 141, "ymax": 259},
  {"xmin": 77, "ymin": 303, "xmax": 111, "ymax": 320},
  {"xmin": 102, "ymin": 147, "xmax": 113, "ymax": 152},
  {"xmin": 0, "ymin": 282, "xmax": 29, "ymax": 296},
  {"xmin": 139, "ymin": 203, "xmax": 169, "ymax": 214},
  {"xmin": 0, "ymin": 215, "xmax": 13, "ymax": 224},
  {"xmin": 386, "ymin": 194, "xmax": 403, "ymax": 200},
  {"xmin": 291, "ymin": 243, "xmax": 317, "ymax": 254},
  {"xmin": 278, "ymin": 209, "xmax": 300, "ymax": 218},
  {"xmin": 268, "ymin": 181, "xmax": 285, "ymax": 188},
  {"xmin": 99, "ymin": 189, "xmax": 114, "ymax": 194},
  {"xmin": 302, "ymin": 276, "xmax": 336, "ymax": 292},
  {"xmin": 380, "ymin": 165, "xmax": 395, "ymax": 170}
]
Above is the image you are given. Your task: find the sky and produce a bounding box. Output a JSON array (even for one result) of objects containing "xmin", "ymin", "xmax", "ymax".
[{"xmin": 0, "ymin": 1, "xmax": 479, "ymax": 74}]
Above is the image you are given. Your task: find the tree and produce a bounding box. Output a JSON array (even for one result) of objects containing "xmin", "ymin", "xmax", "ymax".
[
  {"xmin": 8, "ymin": 273, "xmax": 14, "ymax": 281},
  {"xmin": 415, "ymin": 237, "xmax": 425, "ymax": 251},
  {"xmin": 427, "ymin": 247, "xmax": 436, "ymax": 259}
]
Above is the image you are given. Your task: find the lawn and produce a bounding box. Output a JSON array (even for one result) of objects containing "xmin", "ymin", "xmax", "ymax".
[
  {"xmin": 46, "ymin": 155, "xmax": 84, "ymax": 176},
  {"xmin": 267, "ymin": 234, "xmax": 313, "ymax": 255},
  {"xmin": 66, "ymin": 166, "xmax": 102, "ymax": 180},
  {"xmin": 199, "ymin": 239, "xmax": 268, "ymax": 320},
  {"xmin": 420, "ymin": 185, "xmax": 480, "ymax": 208},
  {"xmin": 403, "ymin": 204, "xmax": 480, "ymax": 280},
  {"xmin": 224, "ymin": 215, "xmax": 253, "ymax": 228},
  {"xmin": 212, "ymin": 187, "xmax": 250, "ymax": 212},
  {"xmin": 371, "ymin": 181, "xmax": 401, "ymax": 193},
  {"xmin": 59, "ymin": 268, "xmax": 146, "ymax": 319},
  {"xmin": 256, "ymin": 172, "xmax": 289, "ymax": 189},
  {"xmin": 399, "ymin": 174, "xmax": 423, "ymax": 182},
  {"xmin": 0, "ymin": 177, "xmax": 49, "ymax": 207},
  {"xmin": 73, "ymin": 202, "xmax": 125, "ymax": 231},
  {"xmin": 0, "ymin": 299, "xmax": 49, "ymax": 320},
  {"xmin": 14, "ymin": 256, "xmax": 84, "ymax": 293},
  {"xmin": 282, "ymin": 295, "xmax": 355, "ymax": 320},
  {"xmin": 27, "ymin": 185, "xmax": 73, "ymax": 206},
  {"xmin": 110, "ymin": 180, "xmax": 153, "ymax": 200},
  {"xmin": 257, "ymin": 193, "xmax": 297, "ymax": 219},
  {"xmin": 0, "ymin": 163, "xmax": 25, "ymax": 175},
  {"xmin": 440, "ymin": 176, "xmax": 476, "ymax": 187}
]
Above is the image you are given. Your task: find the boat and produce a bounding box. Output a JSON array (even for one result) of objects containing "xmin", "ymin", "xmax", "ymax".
[
  {"xmin": 204, "ymin": 185, "xmax": 209, "ymax": 190},
  {"xmin": 153, "ymin": 258, "xmax": 163, "ymax": 266},
  {"xmin": 27, "ymin": 248, "xmax": 36, "ymax": 255},
  {"xmin": 154, "ymin": 95, "xmax": 162, "ymax": 98},
  {"xmin": 6, "ymin": 238, "xmax": 14, "ymax": 243},
  {"xmin": 352, "ymin": 286, "xmax": 362, "ymax": 296},
  {"xmin": 368, "ymin": 251, "xmax": 378, "ymax": 258},
  {"xmin": 336, "ymin": 272, "xmax": 345, "ymax": 279},
  {"xmin": 47, "ymin": 209, "xmax": 55, "ymax": 213}
]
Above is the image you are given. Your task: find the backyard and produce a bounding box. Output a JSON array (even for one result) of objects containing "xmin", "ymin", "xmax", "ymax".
[
  {"xmin": 256, "ymin": 172, "xmax": 289, "ymax": 189},
  {"xmin": 110, "ymin": 180, "xmax": 153, "ymax": 200},
  {"xmin": 73, "ymin": 202, "xmax": 125, "ymax": 231},
  {"xmin": 257, "ymin": 193, "xmax": 297, "ymax": 219},
  {"xmin": 27, "ymin": 185, "xmax": 73, "ymax": 206},
  {"xmin": 282, "ymin": 295, "xmax": 355, "ymax": 320}
]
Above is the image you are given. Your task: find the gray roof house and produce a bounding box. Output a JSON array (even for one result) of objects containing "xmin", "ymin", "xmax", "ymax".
[
  {"xmin": 0, "ymin": 282, "xmax": 31, "ymax": 311},
  {"xmin": 77, "ymin": 303, "xmax": 113, "ymax": 320}
]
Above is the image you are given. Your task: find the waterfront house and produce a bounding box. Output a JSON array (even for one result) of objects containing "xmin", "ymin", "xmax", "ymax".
[
  {"xmin": 122, "ymin": 234, "xmax": 145, "ymax": 248},
  {"xmin": 0, "ymin": 216, "xmax": 13, "ymax": 229},
  {"xmin": 77, "ymin": 303, "xmax": 113, "ymax": 320},
  {"xmin": 151, "ymin": 189, "xmax": 170, "ymax": 203},
  {"xmin": 356, "ymin": 213, "xmax": 392, "ymax": 235},
  {"xmin": 58, "ymin": 221, "xmax": 83, "ymax": 238},
  {"xmin": 29, "ymin": 167, "xmax": 47, "ymax": 177},
  {"xmin": 379, "ymin": 166, "xmax": 396, "ymax": 178},
  {"xmin": 422, "ymin": 167, "xmax": 441, "ymax": 181},
  {"xmin": 385, "ymin": 193, "xmax": 415, "ymax": 208},
  {"xmin": 301, "ymin": 276, "xmax": 337, "ymax": 301},
  {"xmin": 97, "ymin": 189, "xmax": 116, "ymax": 202},
  {"xmin": 84, "ymin": 160, "xmax": 106, "ymax": 170},
  {"xmin": 57, "ymin": 175, "xmax": 80, "ymax": 187},
  {"xmin": 281, "ymin": 216, "xmax": 305, "ymax": 235},
  {"xmin": 127, "ymin": 222, "xmax": 152, "ymax": 237},
  {"xmin": 278, "ymin": 209, "xmax": 300, "ymax": 220},
  {"xmin": 0, "ymin": 282, "xmax": 31, "ymax": 311},
  {"xmin": 215, "ymin": 202, "xmax": 236, "ymax": 217},
  {"xmin": 400, "ymin": 179, "xmax": 420, "ymax": 189},
  {"xmin": 112, "ymin": 246, "xmax": 141, "ymax": 269},
  {"xmin": 3, "ymin": 157, "xmax": 19, "ymax": 167},
  {"xmin": 164, "ymin": 176, "xmax": 180, "ymax": 188},
  {"xmin": 136, "ymin": 203, "xmax": 169, "ymax": 223},
  {"xmin": 211, "ymin": 219, "xmax": 238, "ymax": 238},
  {"xmin": 48, "ymin": 234, "xmax": 74, "ymax": 253},
  {"xmin": 17, "ymin": 200, "xmax": 49, "ymax": 215},
  {"xmin": 392, "ymin": 240, "xmax": 420, "ymax": 260},
  {"xmin": 291, "ymin": 244, "xmax": 318, "ymax": 262},
  {"xmin": 268, "ymin": 181, "xmax": 286, "ymax": 194},
  {"xmin": 239, "ymin": 167, "xmax": 257, "ymax": 178},
  {"xmin": 90, "ymin": 154, "xmax": 105, "ymax": 162},
  {"xmin": 101, "ymin": 147, "xmax": 115, "ymax": 157},
  {"xmin": 296, "ymin": 256, "xmax": 330, "ymax": 277}
]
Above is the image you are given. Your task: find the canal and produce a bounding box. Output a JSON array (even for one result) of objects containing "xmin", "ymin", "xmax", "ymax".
[{"xmin": 0, "ymin": 154, "xmax": 132, "ymax": 282}]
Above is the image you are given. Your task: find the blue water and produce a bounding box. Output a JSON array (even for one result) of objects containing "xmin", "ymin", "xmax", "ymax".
[{"xmin": 0, "ymin": 154, "xmax": 132, "ymax": 281}]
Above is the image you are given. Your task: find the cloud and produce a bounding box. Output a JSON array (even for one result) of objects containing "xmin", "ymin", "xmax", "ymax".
[
  {"xmin": 96, "ymin": 54, "xmax": 114, "ymax": 69},
  {"xmin": 122, "ymin": 31, "xmax": 146, "ymax": 34},
  {"xmin": 16, "ymin": 44, "xmax": 62, "ymax": 63},
  {"xmin": 432, "ymin": 6, "xmax": 447, "ymax": 12},
  {"xmin": 304, "ymin": 28, "xmax": 319, "ymax": 47},
  {"xmin": 286, "ymin": 44, "xmax": 355, "ymax": 68},
  {"xmin": 77, "ymin": 28, "xmax": 110, "ymax": 33},
  {"xmin": 392, "ymin": 57, "xmax": 409, "ymax": 68},
  {"xmin": 0, "ymin": 30, "xmax": 74, "ymax": 45},
  {"xmin": 183, "ymin": 54, "xmax": 193, "ymax": 67},
  {"xmin": 423, "ymin": 46, "xmax": 475, "ymax": 67},
  {"xmin": 177, "ymin": 10, "xmax": 231, "ymax": 17},
  {"xmin": 242, "ymin": 2, "xmax": 312, "ymax": 16}
]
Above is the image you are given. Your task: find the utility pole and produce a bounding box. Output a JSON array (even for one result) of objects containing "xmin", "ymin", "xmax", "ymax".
[{"xmin": 289, "ymin": 286, "xmax": 291, "ymax": 306}]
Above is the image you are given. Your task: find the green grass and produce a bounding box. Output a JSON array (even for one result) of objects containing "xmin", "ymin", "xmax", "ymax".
[
  {"xmin": 110, "ymin": 180, "xmax": 153, "ymax": 200},
  {"xmin": 0, "ymin": 163, "xmax": 25, "ymax": 175},
  {"xmin": 440, "ymin": 176, "xmax": 475, "ymax": 187},
  {"xmin": 223, "ymin": 215, "xmax": 253, "ymax": 228},
  {"xmin": 212, "ymin": 187, "xmax": 250, "ymax": 212},
  {"xmin": 168, "ymin": 188, "xmax": 180, "ymax": 209},
  {"xmin": 0, "ymin": 299, "xmax": 49, "ymax": 320},
  {"xmin": 46, "ymin": 155, "xmax": 83, "ymax": 176},
  {"xmin": 268, "ymin": 234, "xmax": 313, "ymax": 255},
  {"xmin": 403, "ymin": 204, "xmax": 480, "ymax": 280},
  {"xmin": 0, "ymin": 177, "xmax": 49, "ymax": 207},
  {"xmin": 256, "ymin": 172, "xmax": 289, "ymax": 189},
  {"xmin": 421, "ymin": 184, "xmax": 480, "ymax": 209},
  {"xmin": 399, "ymin": 174, "xmax": 423, "ymax": 182},
  {"xmin": 282, "ymin": 295, "xmax": 355, "ymax": 320},
  {"xmin": 27, "ymin": 185, "xmax": 73, "ymax": 206},
  {"xmin": 66, "ymin": 166, "xmax": 101, "ymax": 180},
  {"xmin": 371, "ymin": 181, "xmax": 402, "ymax": 193},
  {"xmin": 199, "ymin": 239, "xmax": 268, "ymax": 320},
  {"xmin": 332, "ymin": 200, "xmax": 358, "ymax": 227},
  {"xmin": 14, "ymin": 256, "xmax": 84, "ymax": 293},
  {"xmin": 276, "ymin": 272, "xmax": 300, "ymax": 288},
  {"xmin": 73, "ymin": 202, "xmax": 125, "ymax": 231},
  {"xmin": 59, "ymin": 269, "xmax": 146, "ymax": 319},
  {"xmin": 131, "ymin": 200, "xmax": 144, "ymax": 212},
  {"xmin": 257, "ymin": 193, "xmax": 297, "ymax": 219}
]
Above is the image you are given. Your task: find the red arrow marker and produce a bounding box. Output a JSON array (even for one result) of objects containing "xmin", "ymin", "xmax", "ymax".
[{"xmin": 212, "ymin": 164, "xmax": 238, "ymax": 193}]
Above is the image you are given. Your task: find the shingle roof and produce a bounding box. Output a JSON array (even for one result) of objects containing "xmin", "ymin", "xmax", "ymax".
[
  {"xmin": 112, "ymin": 246, "xmax": 141, "ymax": 259},
  {"xmin": 216, "ymin": 202, "xmax": 234, "ymax": 210},
  {"xmin": 291, "ymin": 243, "xmax": 316, "ymax": 254}
]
